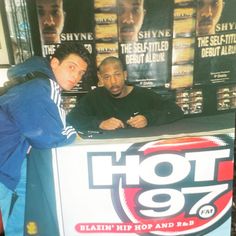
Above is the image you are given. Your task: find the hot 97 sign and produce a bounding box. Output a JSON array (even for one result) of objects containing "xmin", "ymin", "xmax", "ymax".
[{"xmin": 54, "ymin": 134, "xmax": 234, "ymax": 236}]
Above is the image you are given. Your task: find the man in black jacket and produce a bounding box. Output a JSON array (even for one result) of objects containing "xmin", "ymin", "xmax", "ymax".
[{"xmin": 67, "ymin": 56, "xmax": 184, "ymax": 131}]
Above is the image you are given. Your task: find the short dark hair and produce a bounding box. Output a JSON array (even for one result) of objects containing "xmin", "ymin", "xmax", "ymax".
[
  {"xmin": 52, "ymin": 42, "xmax": 91, "ymax": 67},
  {"xmin": 98, "ymin": 56, "xmax": 125, "ymax": 73},
  {"xmin": 52, "ymin": 42, "xmax": 92, "ymax": 78}
]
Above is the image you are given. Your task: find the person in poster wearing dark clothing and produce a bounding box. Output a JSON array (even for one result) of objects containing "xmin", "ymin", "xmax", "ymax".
[
  {"xmin": 36, "ymin": 0, "xmax": 65, "ymax": 44},
  {"xmin": 67, "ymin": 56, "xmax": 183, "ymax": 131},
  {"xmin": 0, "ymin": 42, "xmax": 90, "ymax": 236}
]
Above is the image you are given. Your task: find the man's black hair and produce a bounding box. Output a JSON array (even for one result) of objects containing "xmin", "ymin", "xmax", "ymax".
[
  {"xmin": 52, "ymin": 42, "xmax": 92, "ymax": 80},
  {"xmin": 52, "ymin": 42, "xmax": 91, "ymax": 68}
]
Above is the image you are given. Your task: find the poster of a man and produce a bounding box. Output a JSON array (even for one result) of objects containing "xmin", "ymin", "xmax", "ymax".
[
  {"xmin": 196, "ymin": 0, "xmax": 224, "ymax": 36},
  {"xmin": 36, "ymin": 0, "xmax": 65, "ymax": 44},
  {"xmin": 118, "ymin": 0, "xmax": 173, "ymax": 88},
  {"xmin": 117, "ymin": 0, "xmax": 146, "ymax": 42},
  {"xmin": 194, "ymin": 0, "xmax": 236, "ymax": 85}
]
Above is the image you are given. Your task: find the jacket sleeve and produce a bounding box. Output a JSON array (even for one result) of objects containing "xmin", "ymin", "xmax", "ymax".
[
  {"xmin": 67, "ymin": 94, "xmax": 102, "ymax": 131},
  {"xmin": 8, "ymin": 80, "xmax": 77, "ymax": 149},
  {"xmin": 142, "ymin": 91, "xmax": 184, "ymax": 126}
]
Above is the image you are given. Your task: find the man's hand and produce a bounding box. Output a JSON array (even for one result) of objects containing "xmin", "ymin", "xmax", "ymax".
[
  {"xmin": 127, "ymin": 115, "xmax": 147, "ymax": 128},
  {"xmin": 99, "ymin": 117, "xmax": 125, "ymax": 130}
]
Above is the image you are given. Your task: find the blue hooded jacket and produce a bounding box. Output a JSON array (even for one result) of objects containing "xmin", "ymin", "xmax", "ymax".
[{"xmin": 0, "ymin": 56, "xmax": 77, "ymax": 190}]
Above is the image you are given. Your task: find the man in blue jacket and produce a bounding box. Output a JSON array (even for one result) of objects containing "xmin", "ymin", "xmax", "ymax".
[{"xmin": 0, "ymin": 42, "xmax": 90, "ymax": 235}]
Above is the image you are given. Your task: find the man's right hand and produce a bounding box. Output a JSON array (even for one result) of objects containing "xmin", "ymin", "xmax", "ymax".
[{"xmin": 99, "ymin": 117, "xmax": 125, "ymax": 130}]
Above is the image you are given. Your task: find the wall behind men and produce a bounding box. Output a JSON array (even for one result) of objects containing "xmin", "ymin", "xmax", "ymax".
[{"xmin": 27, "ymin": 0, "xmax": 236, "ymax": 116}]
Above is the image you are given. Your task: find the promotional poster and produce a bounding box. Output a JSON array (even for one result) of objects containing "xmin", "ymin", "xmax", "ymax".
[
  {"xmin": 51, "ymin": 133, "xmax": 234, "ymax": 236},
  {"xmin": 118, "ymin": 0, "xmax": 173, "ymax": 88},
  {"xmin": 194, "ymin": 0, "xmax": 236, "ymax": 85}
]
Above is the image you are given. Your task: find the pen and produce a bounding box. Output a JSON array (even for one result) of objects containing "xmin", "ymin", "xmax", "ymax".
[{"xmin": 77, "ymin": 131, "xmax": 85, "ymax": 135}]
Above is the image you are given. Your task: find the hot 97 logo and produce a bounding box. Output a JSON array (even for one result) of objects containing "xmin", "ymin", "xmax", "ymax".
[{"xmin": 88, "ymin": 135, "xmax": 234, "ymax": 235}]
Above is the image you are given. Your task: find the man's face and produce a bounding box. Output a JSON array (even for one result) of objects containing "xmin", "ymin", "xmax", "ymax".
[
  {"xmin": 117, "ymin": 0, "xmax": 146, "ymax": 42},
  {"xmin": 36, "ymin": 0, "xmax": 65, "ymax": 44},
  {"xmin": 98, "ymin": 61, "xmax": 127, "ymax": 98},
  {"xmin": 51, "ymin": 54, "xmax": 88, "ymax": 91},
  {"xmin": 196, "ymin": 0, "xmax": 223, "ymax": 35}
]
